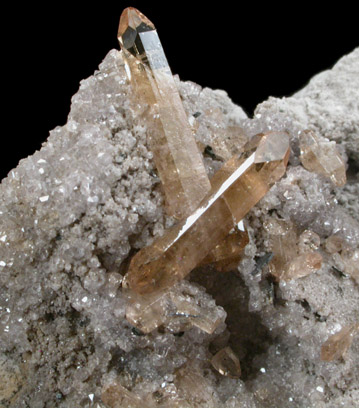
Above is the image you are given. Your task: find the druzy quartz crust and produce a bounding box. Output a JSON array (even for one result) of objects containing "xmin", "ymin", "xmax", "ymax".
[{"xmin": 0, "ymin": 7, "xmax": 358, "ymax": 408}]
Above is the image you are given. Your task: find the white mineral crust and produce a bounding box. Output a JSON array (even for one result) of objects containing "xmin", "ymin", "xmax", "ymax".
[{"xmin": 0, "ymin": 48, "xmax": 358, "ymax": 407}]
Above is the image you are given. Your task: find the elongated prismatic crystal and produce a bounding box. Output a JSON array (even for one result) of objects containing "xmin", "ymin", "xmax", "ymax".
[
  {"xmin": 118, "ymin": 7, "xmax": 249, "ymax": 272},
  {"xmin": 118, "ymin": 7, "xmax": 211, "ymax": 220},
  {"xmin": 123, "ymin": 132, "xmax": 290, "ymax": 294}
]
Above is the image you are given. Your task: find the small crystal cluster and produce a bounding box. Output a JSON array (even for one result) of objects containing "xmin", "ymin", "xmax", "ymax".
[
  {"xmin": 264, "ymin": 218, "xmax": 323, "ymax": 281},
  {"xmin": 0, "ymin": 6, "xmax": 358, "ymax": 408},
  {"xmin": 118, "ymin": 8, "xmax": 289, "ymax": 299}
]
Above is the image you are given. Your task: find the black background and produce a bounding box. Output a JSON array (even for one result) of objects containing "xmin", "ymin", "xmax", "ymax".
[{"xmin": 3, "ymin": 1, "xmax": 358, "ymax": 179}]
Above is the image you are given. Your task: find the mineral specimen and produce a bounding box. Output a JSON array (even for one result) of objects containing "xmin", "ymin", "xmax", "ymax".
[
  {"xmin": 118, "ymin": 7, "xmax": 211, "ymax": 220},
  {"xmin": 199, "ymin": 107, "xmax": 249, "ymax": 161},
  {"xmin": 125, "ymin": 280, "xmax": 226, "ymax": 334},
  {"xmin": 124, "ymin": 131, "xmax": 290, "ymax": 295},
  {"xmin": 118, "ymin": 7, "xmax": 249, "ymax": 273},
  {"xmin": 265, "ymin": 219, "xmax": 323, "ymax": 281},
  {"xmin": 325, "ymin": 234, "xmax": 346, "ymax": 254},
  {"xmin": 321, "ymin": 323, "xmax": 359, "ymax": 361},
  {"xmin": 0, "ymin": 5, "xmax": 358, "ymax": 407},
  {"xmin": 211, "ymin": 346, "xmax": 241, "ymax": 378},
  {"xmin": 102, "ymin": 382, "xmax": 143, "ymax": 408},
  {"xmin": 333, "ymin": 249, "xmax": 359, "ymax": 283},
  {"xmin": 118, "ymin": 7, "xmax": 248, "ymax": 333},
  {"xmin": 299, "ymin": 129, "xmax": 347, "ymax": 186},
  {"xmin": 199, "ymin": 228, "xmax": 249, "ymax": 272}
]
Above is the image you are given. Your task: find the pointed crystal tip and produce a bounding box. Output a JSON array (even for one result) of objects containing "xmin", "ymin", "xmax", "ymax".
[
  {"xmin": 254, "ymin": 131, "xmax": 290, "ymax": 163},
  {"xmin": 118, "ymin": 7, "xmax": 155, "ymax": 52}
]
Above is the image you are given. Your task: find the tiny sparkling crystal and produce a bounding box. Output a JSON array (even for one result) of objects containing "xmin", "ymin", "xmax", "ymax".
[
  {"xmin": 124, "ymin": 132, "xmax": 290, "ymax": 294},
  {"xmin": 211, "ymin": 347, "xmax": 241, "ymax": 378}
]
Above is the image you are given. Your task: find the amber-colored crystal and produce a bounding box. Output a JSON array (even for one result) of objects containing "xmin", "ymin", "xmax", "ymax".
[
  {"xmin": 118, "ymin": 7, "xmax": 250, "ymax": 272},
  {"xmin": 118, "ymin": 7, "xmax": 211, "ymax": 220},
  {"xmin": 175, "ymin": 363, "xmax": 218, "ymax": 406},
  {"xmin": 265, "ymin": 220, "xmax": 323, "ymax": 281},
  {"xmin": 125, "ymin": 289, "xmax": 170, "ymax": 334},
  {"xmin": 125, "ymin": 282, "xmax": 226, "ymax": 334},
  {"xmin": 211, "ymin": 346, "xmax": 241, "ymax": 378},
  {"xmin": 199, "ymin": 228, "xmax": 249, "ymax": 272},
  {"xmin": 102, "ymin": 382, "xmax": 143, "ymax": 408},
  {"xmin": 321, "ymin": 324, "xmax": 359, "ymax": 361},
  {"xmin": 325, "ymin": 234, "xmax": 345, "ymax": 254},
  {"xmin": 340, "ymin": 249, "xmax": 359, "ymax": 283},
  {"xmin": 299, "ymin": 130, "xmax": 346, "ymax": 186},
  {"xmin": 283, "ymin": 252, "xmax": 323, "ymax": 280},
  {"xmin": 123, "ymin": 132, "xmax": 290, "ymax": 294},
  {"xmin": 202, "ymin": 107, "xmax": 248, "ymax": 161}
]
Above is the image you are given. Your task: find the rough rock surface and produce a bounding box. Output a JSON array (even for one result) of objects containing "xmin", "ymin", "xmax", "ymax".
[{"xmin": 0, "ymin": 47, "xmax": 358, "ymax": 407}]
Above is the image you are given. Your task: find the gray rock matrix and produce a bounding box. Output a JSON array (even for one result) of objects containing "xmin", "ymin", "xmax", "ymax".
[{"xmin": 0, "ymin": 47, "xmax": 358, "ymax": 407}]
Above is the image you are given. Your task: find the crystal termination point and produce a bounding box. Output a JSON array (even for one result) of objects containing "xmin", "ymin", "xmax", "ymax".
[
  {"xmin": 118, "ymin": 7, "xmax": 211, "ymax": 220},
  {"xmin": 124, "ymin": 132, "xmax": 290, "ymax": 295}
]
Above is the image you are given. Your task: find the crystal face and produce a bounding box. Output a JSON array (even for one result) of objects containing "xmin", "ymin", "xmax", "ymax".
[
  {"xmin": 117, "ymin": 8, "xmax": 155, "ymax": 59},
  {"xmin": 123, "ymin": 132, "xmax": 290, "ymax": 295},
  {"xmin": 321, "ymin": 324, "xmax": 359, "ymax": 361},
  {"xmin": 211, "ymin": 347, "xmax": 241, "ymax": 378},
  {"xmin": 119, "ymin": 7, "xmax": 250, "ymax": 276},
  {"xmin": 102, "ymin": 381, "xmax": 143, "ymax": 408},
  {"xmin": 299, "ymin": 129, "xmax": 346, "ymax": 186},
  {"xmin": 264, "ymin": 219, "xmax": 323, "ymax": 281},
  {"xmin": 125, "ymin": 281, "xmax": 226, "ymax": 334},
  {"xmin": 199, "ymin": 228, "xmax": 249, "ymax": 272},
  {"xmin": 1, "ymin": 5, "xmax": 358, "ymax": 408},
  {"xmin": 118, "ymin": 7, "xmax": 211, "ymax": 220}
]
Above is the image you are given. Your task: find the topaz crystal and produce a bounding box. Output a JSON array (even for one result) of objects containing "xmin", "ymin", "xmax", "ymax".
[
  {"xmin": 118, "ymin": 7, "xmax": 211, "ymax": 220},
  {"xmin": 123, "ymin": 131, "xmax": 290, "ymax": 294},
  {"xmin": 267, "ymin": 224, "xmax": 322, "ymax": 281},
  {"xmin": 321, "ymin": 324, "xmax": 359, "ymax": 361},
  {"xmin": 125, "ymin": 281, "xmax": 226, "ymax": 334},
  {"xmin": 299, "ymin": 129, "xmax": 346, "ymax": 186},
  {"xmin": 211, "ymin": 346, "xmax": 241, "ymax": 378}
]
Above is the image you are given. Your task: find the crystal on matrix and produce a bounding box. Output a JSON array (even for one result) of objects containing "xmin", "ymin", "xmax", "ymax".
[
  {"xmin": 199, "ymin": 228, "xmax": 249, "ymax": 272},
  {"xmin": 299, "ymin": 129, "xmax": 346, "ymax": 186},
  {"xmin": 326, "ymin": 234, "xmax": 359, "ymax": 283},
  {"xmin": 125, "ymin": 289, "xmax": 170, "ymax": 334},
  {"xmin": 325, "ymin": 234, "xmax": 346, "ymax": 254},
  {"xmin": 174, "ymin": 363, "xmax": 220, "ymax": 407},
  {"xmin": 123, "ymin": 131, "xmax": 290, "ymax": 294},
  {"xmin": 283, "ymin": 252, "xmax": 323, "ymax": 280},
  {"xmin": 337, "ymin": 249, "xmax": 359, "ymax": 283},
  {"xmin": 125, "ymin": 281, "xmax": 226, "ymax": 334},
  {"xmin": 101, "ymin": 382, "xmax": 145, "ymax": 408},
  {"xmin": 211, "ymin": 346, "xmax": 241, "ymax": 378},
  {"xmin": 201, "ymin": 107, "xmax": 249, "ymax": 161},
  {"xmin": 265, "ymin": 219, "xmax": 323, "ymax": 281},
  {"xmin": 118, "ymin": 7, "xmax": 211, "ymax": 220},
  {"xmin": 119, "ymin": 7, "xmax": 250, "ymax": 272},
  {"xmin": 321, "ymin": 324, "xmax": 359, "ymax": 362}
]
